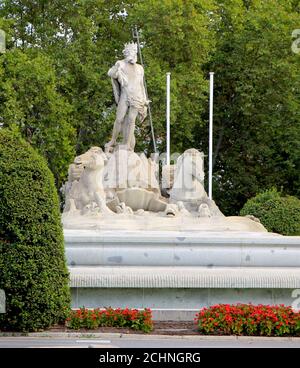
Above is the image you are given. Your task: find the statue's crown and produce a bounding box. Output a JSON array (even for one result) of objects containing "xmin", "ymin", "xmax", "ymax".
[{"xmin": 123, "ymin": 41, "xmax": 137, "ymax": 56}]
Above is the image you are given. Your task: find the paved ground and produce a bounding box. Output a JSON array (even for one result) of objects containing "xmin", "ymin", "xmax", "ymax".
[{"xmin": 1, "ymin": 335, "xmax": 300, "ymax": 348}]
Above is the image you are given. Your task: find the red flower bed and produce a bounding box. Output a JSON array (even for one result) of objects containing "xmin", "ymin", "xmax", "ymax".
[
  {"xmin": 66, "ymin": 307, "xmax": 153, "ymax": 333},
  {"xmin": 195, "ymin": 304, "xmax": 300, "ymax": 336}
]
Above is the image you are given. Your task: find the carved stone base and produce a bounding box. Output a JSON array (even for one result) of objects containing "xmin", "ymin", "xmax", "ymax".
[{"xmin": 62, "ymin": 213, "xmax": 267, "ymax": 232}]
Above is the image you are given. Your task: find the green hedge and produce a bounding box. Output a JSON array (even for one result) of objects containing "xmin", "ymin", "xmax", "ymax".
[
  {"xmin": 240, "ymin": 188, "xmax": 300, "ymax": 235},
  {"xmin": 0, "ymin": 129, "xmax": 70, "ymax": 331}
]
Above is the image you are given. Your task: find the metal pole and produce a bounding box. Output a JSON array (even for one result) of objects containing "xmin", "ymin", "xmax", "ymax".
[
  {"xmin": 209, "ymin": 72, "xmax": 214, "ymax": 200},
  {"xmin": 133, "ymin": 26, "xmax": 157, "ymax": 153},
  {"xmin": 166, "ymin": 72, "xmax": 171, "ymax": 166}
]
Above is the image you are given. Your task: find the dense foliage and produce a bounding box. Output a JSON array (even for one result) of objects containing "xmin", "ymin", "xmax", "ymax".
[
  {"xmin": 0, "ymin": 129, "xmax": 70, "ymax": 331},
  {"xmin": 240, "ymin": 188, "xmax": 300, "ymax": 235},
  {"xmin": 0, "ymin": 0, "xmax": 299, "ymax": 213},
  {"xmin": 66, "ymin": 307, "xmax": 153, "ymax": 333},
  {"xmin": 196, "ymin": 304, "xmax": 300, "ymax": 336},
  {"xmin": 203, "ymin": 0, "xmax": 300, "ymax": 214}
]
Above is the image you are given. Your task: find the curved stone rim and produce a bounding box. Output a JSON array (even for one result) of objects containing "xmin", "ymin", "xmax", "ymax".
[{"xmin": 69, "ymin": 267, "xmax": 300, "ymax": 289}]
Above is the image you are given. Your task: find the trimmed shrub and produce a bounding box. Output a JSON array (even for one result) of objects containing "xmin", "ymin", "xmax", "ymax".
[
  {"xmin": 0, "ymin": 129, "xmax": 70, "ymax": 331},
  {"xmin": 66, "ymin": 307, "xmax": 153, "ymax": 333},
  {"xmin": 195, "ymin": 304, "xmax": 300, "ymax": 336},
  {"xmin": 240, "ymin": 188, "xmax": 300, "ymax": 235}
]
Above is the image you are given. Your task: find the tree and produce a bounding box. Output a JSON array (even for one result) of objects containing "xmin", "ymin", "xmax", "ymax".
[
  {"xmin": 199, "ymin": 0, "xmax": 300, "ymax": 214},
  {"xmin": 1, "ymin": 0, "xmax": 133, "ymax": 156},
  {"xmin": 0, "ymin": 48, "xmax": 75, "ymax": 188}
]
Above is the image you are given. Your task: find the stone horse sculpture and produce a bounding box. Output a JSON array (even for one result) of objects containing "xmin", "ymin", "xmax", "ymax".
[
  {"xmin": 169, "ymin": 148, "xmax": 206, "ymax": 203},
  {"xmin": 64, "ymin": 147, "xmax": 112, "ymax": 214},
  {"xmin": 168, "ymin": 149, "xmax": 224, "ymax": 216}
]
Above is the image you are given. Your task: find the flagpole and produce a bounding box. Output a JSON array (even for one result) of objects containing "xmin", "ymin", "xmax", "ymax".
[
  {"xmin": 209, "ymin": 72, "xmax": 214, "ymax": 200},
  {"xmin": 166, "ymin": 72, "xmax": 171, "ymax": 166}
]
